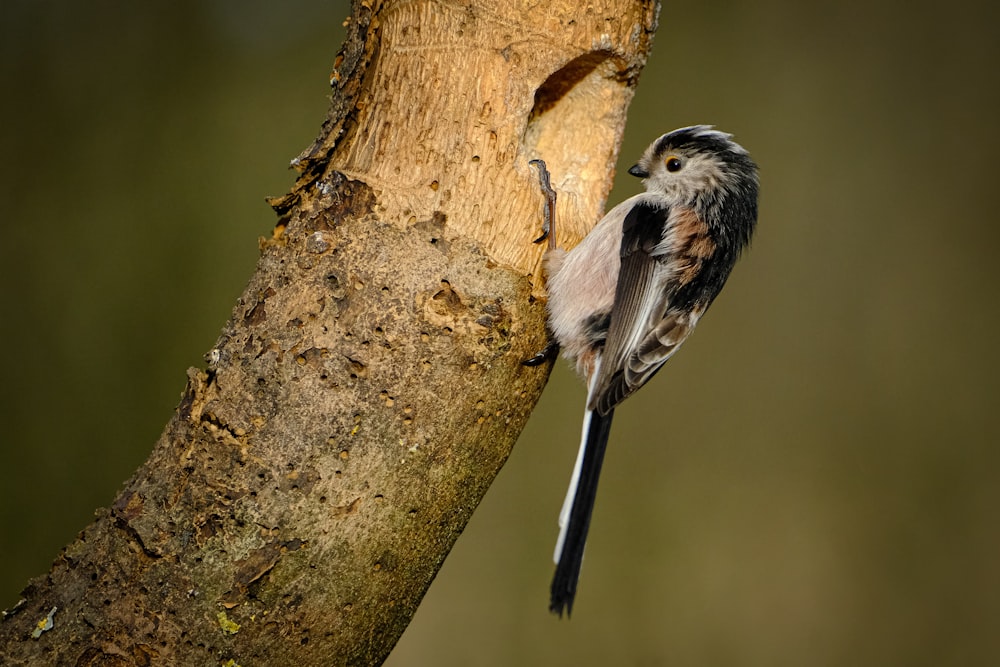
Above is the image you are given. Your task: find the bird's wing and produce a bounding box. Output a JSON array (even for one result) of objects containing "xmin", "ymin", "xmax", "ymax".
[{"xmin": 589, "ymin": 202, "xmax": 700, "ymax": 415}]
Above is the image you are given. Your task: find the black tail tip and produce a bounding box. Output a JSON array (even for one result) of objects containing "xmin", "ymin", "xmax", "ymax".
[{"xmin": 549, "ymin": 590, "xmax": 575, "ymax": 618}]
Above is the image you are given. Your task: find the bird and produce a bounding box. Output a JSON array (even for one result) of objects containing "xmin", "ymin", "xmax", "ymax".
[{"xmin": 528, "ymin": 125, "xmax": 760, "ymax": 616}]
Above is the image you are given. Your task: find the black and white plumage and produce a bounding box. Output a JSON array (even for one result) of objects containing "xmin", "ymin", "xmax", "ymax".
[{"xmin": 540, "ymin": 126, "xmax": 759, "ymax": 616}]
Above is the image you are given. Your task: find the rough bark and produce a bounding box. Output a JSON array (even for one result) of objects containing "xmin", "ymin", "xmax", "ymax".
[{"xmin": 0, "ymin": 0, "xmax": 658, "ymax": 664}]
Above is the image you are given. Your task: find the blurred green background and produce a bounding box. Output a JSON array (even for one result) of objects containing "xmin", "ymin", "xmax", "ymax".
[{"xmin": 2, "ymin": 1, "xmax": 998, "ymax": 665}]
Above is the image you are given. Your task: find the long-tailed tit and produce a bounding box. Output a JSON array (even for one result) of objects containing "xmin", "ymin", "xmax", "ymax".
[{"xmin": 528, "ymin": 126, "xmax": 759, "ymax": 616}]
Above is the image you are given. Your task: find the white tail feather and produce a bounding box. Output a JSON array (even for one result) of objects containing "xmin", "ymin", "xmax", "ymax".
[{"xmin": 553, "ymin": 358, "xmax": 601, "ymax": 564}]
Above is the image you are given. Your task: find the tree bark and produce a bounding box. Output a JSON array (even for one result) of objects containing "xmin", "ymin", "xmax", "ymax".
[{"xmin": 0, "ymin": 0, "xmax": 658, "ymax": 664}]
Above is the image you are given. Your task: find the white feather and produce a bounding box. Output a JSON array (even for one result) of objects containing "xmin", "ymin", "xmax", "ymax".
[{"xmin": 553, "ymin": 357, "xmax": 601, "ymax": 564}]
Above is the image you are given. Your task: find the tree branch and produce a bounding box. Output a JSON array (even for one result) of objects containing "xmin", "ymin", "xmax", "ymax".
[{"xmin": 0, "ymin": 0, "xmax": 658, "ymax": 663}]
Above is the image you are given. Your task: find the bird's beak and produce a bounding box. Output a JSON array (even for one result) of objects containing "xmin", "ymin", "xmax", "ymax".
[{"xmin": 628, "ymin": 164, "xmax": 649, "ymax": 178}]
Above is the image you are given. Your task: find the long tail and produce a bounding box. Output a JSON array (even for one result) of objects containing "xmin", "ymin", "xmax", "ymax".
[{"xmin": 550, "ymin": 402, "xmax": 615, "ymax": 617}]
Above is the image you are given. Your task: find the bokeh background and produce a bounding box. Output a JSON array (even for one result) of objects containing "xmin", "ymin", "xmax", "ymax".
[{"xmin": 2, "ymin": 1, "xmax": 998, "ymax": 665}]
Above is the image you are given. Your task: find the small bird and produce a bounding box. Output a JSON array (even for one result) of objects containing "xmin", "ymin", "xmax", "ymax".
[{"xmin": 530, "ymin": 125, "xmax": 759, "ymax": 616}]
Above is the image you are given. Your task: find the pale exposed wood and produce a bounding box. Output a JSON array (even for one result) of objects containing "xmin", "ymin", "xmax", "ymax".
[
  {"xmin": 0, "ymin": 0, "xmax": 657, "ymax": 663},
  {"xmin": 314, "ymin": 0, "xmax": 658, "ymax": 281}
]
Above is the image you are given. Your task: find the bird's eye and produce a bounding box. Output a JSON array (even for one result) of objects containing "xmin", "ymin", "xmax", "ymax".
[{"xmin": 665, "ymin": 156, "xmax": 683, "ymax": 173}]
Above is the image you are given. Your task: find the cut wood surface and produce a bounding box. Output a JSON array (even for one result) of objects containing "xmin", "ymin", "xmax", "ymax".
[{"xmin": 0, "ymin": 0, "xmax": 658, "ymax": 663}]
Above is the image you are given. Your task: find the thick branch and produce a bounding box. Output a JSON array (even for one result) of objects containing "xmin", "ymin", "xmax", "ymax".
[{"xmin": 0, "ymin": 0, "xmax": 658, "ymax": 663}]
